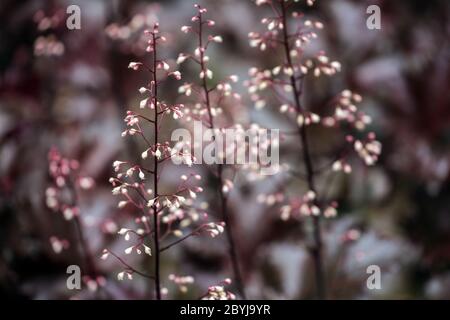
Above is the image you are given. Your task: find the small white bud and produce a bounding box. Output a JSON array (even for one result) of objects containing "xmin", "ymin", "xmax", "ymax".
[{"xmin": 124, "ymin": 246, "xmax": 133, "ymax": 254}]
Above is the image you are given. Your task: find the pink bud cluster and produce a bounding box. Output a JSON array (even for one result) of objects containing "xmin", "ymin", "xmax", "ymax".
[
  {"xmin": 34, "ymin": 35, "xmax": 65, "ymax": 57},
  {"xmin": 45, "ymin": 147, "xmax": 103, "ymax": 292},
  {"xmin": 177, "ymin": 4, "xmax": 241, "ymax": 128},
  {"xmin": 201, "ymin": 278, "xmax": 236, "ymax": 300},
  {"xmin": 280, "ymin": 191, "xmax": 338, "ymax": 221},
  {"xmin": 33, "ymin": 10, "xmax": 65, "ymax": 57},
  {"xmin": 46, "ymin": 147, "xmax": 94, "ymax": 219},
  {"xmin": 168, "ymin": 274, "xmax": 195, "ymax": 293},
  {"xmin": 320, "ymin": 90, "xmax": 382, "ymax": 173}
]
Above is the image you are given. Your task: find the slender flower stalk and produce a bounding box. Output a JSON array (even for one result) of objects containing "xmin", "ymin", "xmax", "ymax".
[
  {"xmin": 151, "ymin": 28, "xmax": 162, "ymax": 300},
  {"xmin": 178, "ymin": 4, "xmax": 246, "ymax": 299},
  {"xmin": 249, "ymin": 0, "xmax": 381, "ymax": 299},
  {"xmin": 279, "ymin": 0, "xmax": 325, "ymax": 299},
  {"xmin": 106, "ymin": 22, "xmax": 228, "ymax": 300},
  {"xmin": 251, "ymin": 0, "xmax": 327, "ymax": 298}
]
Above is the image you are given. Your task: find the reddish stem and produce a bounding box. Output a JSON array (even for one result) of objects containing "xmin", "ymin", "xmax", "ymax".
[
  {"xmin": 197, "ymin": 11, "xmax": 247, "ymax": 299},
  {"xmin": 280, "ymin": 0, "xmax": 325, "ymax": 299},
  {"xmin": 151, "ymin": 31, "xmax": 162, "ymax": 301}
]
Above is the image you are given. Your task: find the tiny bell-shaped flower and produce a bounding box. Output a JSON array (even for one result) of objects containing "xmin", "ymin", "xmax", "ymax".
[{"xmin": 128, "ymin": 62, "xmax": 142, "ymax": 70}]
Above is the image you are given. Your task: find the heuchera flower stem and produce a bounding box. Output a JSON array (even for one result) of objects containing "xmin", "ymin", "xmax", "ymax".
[
  {"xmin": 151, "ymin": 31, "xmax": 162, "ymax": 301},
  {"xmin": 198, "ymin": 12, "xmax": 247, "ymax": 300},
  {"xmin": 280, "ymin": 0, "xmax": 325, "ymax": 299}
]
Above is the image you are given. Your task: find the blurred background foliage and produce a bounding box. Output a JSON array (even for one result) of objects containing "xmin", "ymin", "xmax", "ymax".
[{"xmin": 0, "ymin": 0, "xmax": 449, "ymax": 299}]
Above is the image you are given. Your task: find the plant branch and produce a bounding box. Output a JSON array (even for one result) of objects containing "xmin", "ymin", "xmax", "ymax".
[
  {"xmin": 151, "ymin": 31, "xmax": 162, "ymax": 301},
  {"xmin": 108, "ymin": 250, "xmax": 155, "ymax": 280},
  {"xmin": 197, "ymin": 10, "xmax": 246, "ymax": 299},
  {"xmin": 280, "ymin": 0, "xmax": 325, "ymax": 299}
]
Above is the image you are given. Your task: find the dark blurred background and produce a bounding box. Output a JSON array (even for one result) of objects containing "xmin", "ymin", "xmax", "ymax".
[{"xmin": 0, "ymin": 0, "xmax": 449, "ymax": 299}]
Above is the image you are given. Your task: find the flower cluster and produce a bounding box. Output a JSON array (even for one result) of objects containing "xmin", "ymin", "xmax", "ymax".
[
  {"xmin": 105, "ymin": 22, "xmax": 225, "ymax": 300},
  {"xmin": 176, "ymin": 4, "xmax": 252, "ymax": 298},
  {"xmin": 177, "ymin": 5, "xmax": 241, "ymax": 128},
  {"xmin": 105, "ymin": 6, "xmax": 159, "ymax": 41},
  {"xmin": 249, "ymin": 0, "xmax": 382, "ymax": 218},
  {"xmin": 46, "ymin": 148, "xmax": 94, "ymax": 217},
  {"xmin": 319, "ymin": 90, "xmax": 382, "ymax": 172},
  {"xmin": 168, "ymin": 274, "xmax": 195, "ymax": 293},
  {"xmin": 33, "ymin": 10, "xmax": 65, "ymax": 57},
  {"xmin": 45, "ymin": 147, "xmax": 103, "ymax": 292},
  {"xmin": 34, "ymin": 35, "xmax": 65, "ymax": 57},
  {"xmin": 249, "ymin": 0, "xmax": 382, "ymax": 299},
  {"xmin": 201, "ymin": 279, "xmax": 236, "ymax": 300},
  {"xmin": 280, "ymin": 191, "xmax": 338, "ymax": 221}
]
